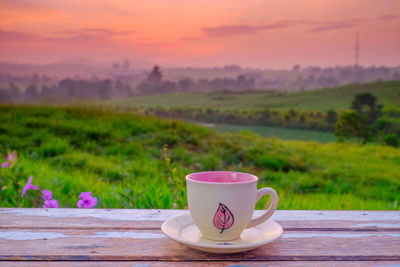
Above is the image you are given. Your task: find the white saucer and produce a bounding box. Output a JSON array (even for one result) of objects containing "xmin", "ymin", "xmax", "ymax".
[{"xmin": 161, "ymin": 214, "xmax": 283, "ymax": 254}]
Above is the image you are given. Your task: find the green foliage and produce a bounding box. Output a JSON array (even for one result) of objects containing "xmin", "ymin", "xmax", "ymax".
[
  {"xmin": 133, "ymin": 106, "xmax": 335, "ymax": 132},
  {"xmin": 351, "ymin": 92, "xmax": 383, "ymax": 124},
  {"xmin": 336, "ymin": 92, "xmax": 385, "ymax": 143},
  {"xmin": 211, "ymin": 124, "xmax": 335, "ymax": 143},
  {"xmin": 0, "ymin": 105, "xmax": 399, "ymax": 210},
  {"xmin": 37, "ymin": 138, "xmax": 70, "ymax": 158},
  {"xmin": 383, "ymin": 134, "xmax": 400, "ymax": 147},
  {"xmin": 325, "ymin": 110, "xmax": 338, "ymax": 124},
  {"xmin": 200, "ymin": 154, "xmax": 221, "ymax": 171},
  {"xmin": 335, "ymin": 111, "xmax": 368, "ymax": 141}
]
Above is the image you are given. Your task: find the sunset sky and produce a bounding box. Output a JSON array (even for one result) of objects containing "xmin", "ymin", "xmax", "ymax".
[{"xmin": 1, "ymin": 0, "xmax": 399, "ymax": 68}]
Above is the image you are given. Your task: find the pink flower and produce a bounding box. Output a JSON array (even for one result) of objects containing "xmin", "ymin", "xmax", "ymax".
[
  {"xmin": 21, "ymin": 176, "xmax": 39, "ymax": 197},
  {"xmin": 77, "ymin": 192, "xmax": 97, "ymax": 208},
  {"xmin": 2, "ymin": 151, "xmax": 17, "ymax": 168},
  {"xmin": 173, "ymin": 203, "xmax": 177, "ymax": 209},
  {"xmin": 42, "ymin": 189, "xmax": 53, "ymax": 200},
  {"xmin": 43, "ymin": 199, "xmax": 59, "ymax": 208},
  {"xmin": 7, "ymin": 152, "xmax": 17, "ymax": 163}
]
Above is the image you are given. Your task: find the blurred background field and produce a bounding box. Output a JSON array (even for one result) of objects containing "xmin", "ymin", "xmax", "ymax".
[
  {"xmin": 206, "ymin": 124, "xmax": 336, "ymax": 143},
  {"xmin": 102, "ymin": 80, "xmax": 399, "ymax": 143},
  {"xmin": 106, "ymin": 81, "xmax": 400, "ymax": 111},
  {"xmin": 0, "ymin": 105, "xmax": 399, "ymax": 210},
  {"xmin": 1, "ymin": 0, "xmax": 400, "ymax": 210}
]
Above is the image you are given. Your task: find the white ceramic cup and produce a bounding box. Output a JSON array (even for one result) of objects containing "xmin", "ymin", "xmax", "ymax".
[{"xmin": 186, "ymin": 171, "xmax": 278, "ymax": 241}]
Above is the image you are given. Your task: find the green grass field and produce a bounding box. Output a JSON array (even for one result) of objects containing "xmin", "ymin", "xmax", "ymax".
[
  {"xmin": 206, "ymin": 123, "xmax": 336, "ymax": 143},
  {"xmin": 1, "ymin": 106, "xmax": 399, "ymax": 210},
  {"xmin": 107, "ymin": 81, "xmax": 400, "ymax": 111}
]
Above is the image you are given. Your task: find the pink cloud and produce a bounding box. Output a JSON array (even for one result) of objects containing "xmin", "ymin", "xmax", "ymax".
[
  {"xmin": 202, "ymin": 23, "xmax": 289, "ymax": 37},
  {"xmin": 0, "ymin": 0, "xmax": 44, "ymax": 10},
  {"xmin": 181, "ymin": 36, "xmax": 200, "ymax": 41},
  {"xmin": 57, "ymin": 28, "xmax": 135, "ymax": 37},
  {"xmin": 202, "ymin": 18, "xmax": 368, "ymax": 37},
  {"xmin": 0, "ymin": 29, "xmax": 38, "ymax": 42},
  {"xmin": 376, "ymin": 14, "xmax": 400, "ymax": 21},
  {"xmin": 0, "ymin": 28, "xmax": 134, "ymax": 47},
  {"xmin": 309, "ymin": 22, "xmax": 355, "ymax": 32}
]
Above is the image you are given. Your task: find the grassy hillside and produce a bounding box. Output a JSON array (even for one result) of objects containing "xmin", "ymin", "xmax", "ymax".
[
  {"xmin": 107, "ymin": 81, "xmax": 400, "ymax": 111},
  {"xmin": 208, "ymin": 124, "xmax": 336, "ymax": 143},
  {"xmin": 0, "ymin": 106, "xmax": 399, "ymax": 210}
]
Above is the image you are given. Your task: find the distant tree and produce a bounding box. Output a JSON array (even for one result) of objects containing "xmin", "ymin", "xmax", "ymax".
[
  {"xmin": 40, "ymin": 85, "xmax": 53, "ymax": 99},
  {"xmin": 147, "ymin": 65, "xmax": 163, "ymax": 83},
  {"xmin": 113, "ymin": 63, "xmax": 120, "ymax": 72},
  {"xmin": 316, "ymin": 111, "xmax": 324, "ymax": 118},
  {"xmin": 0, "ymin": 89, "xmax": 12, "ymax": 103},
  {"xmin": 335, "ymin": 92, "xmax": 383, "ymax": 143},
  {"xmin": 178, "ymin": 78, "xmax": 195, "ymax": 91},
  {"xmin": 299, "ymin": 114, "xmax": 306, "ymax": 123},
  {"xmin": 137, "ymin": 82, "xmax": 151, "ymax": 94},
  {"xmin": 351, "ymin": 92, "xmax": 382, "ymax": 124},
  {"xmin": 289, "ymin": 109, "xmax": 298, "ymax": 118},
  {"xmin": 284, "ymin": 113, "xmax": 290, "ymax": 123},
  {"xmin": 160, "ymin": 81, "xmax": 177, "ymax": 92},
  {"xmin": 25, "ymin": 84, "xmax": 38, "ymax": 99},
  {"xmin": 383, "ymin": 134, "xmax": 400, "ymax": 147},
  {"xmin": 224, "ymin": 65, "xmax": 241, "ymax": 71},
  {"xmin": 123, "ymin": 60, "xmax": 130, "ymax": 71},
  {"xmin": 41, "ymin": 74, "xmax": 51, "ymax": 82},
  {"xmin": 325, "ymin": 110, "xmax": 338, "ymax": 124},
  {"xmin": 292, "ymin": 64, "xmax": 301, "ymax": 72},
  {"xmin": 32, "ymin": 73, "xmax": 40, "ymax": 83},
  {"xmin": 335, "ymin": 111, "xmax": 368, "ymax": 141},
  {"xmin": 98, "ymin": 79, "xmax": 112, "ymax": 99},
  {"xmin": 90, "ymin": 76, "xmax": 100, "ymax": 81},
  {"xmin": 9, "ymin": 83, "xmax": 20, "ymax": 101},
  {"xmin": 325, "ymin": 76, "xmax": 339, "ymax": 87},
  {"xmin": 261, "ymin": 108, "xmax": 271, "ymax": 119},
  {"xmin": 236, "ymin": 75, "xmax": 255, "ymax": 89},
  {"xmin": 115, "ymin": 79, "xmax": 123, "ymax": 92}
]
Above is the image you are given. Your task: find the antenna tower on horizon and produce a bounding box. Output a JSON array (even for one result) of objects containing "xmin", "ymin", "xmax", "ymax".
[{"xmin": 355, "ymin": 31, "xmax": 359, "ymax": 67}]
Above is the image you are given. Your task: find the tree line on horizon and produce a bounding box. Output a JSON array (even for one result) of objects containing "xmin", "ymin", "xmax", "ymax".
[
  {"xmin": 0, "ymin": 66, "xmax": 256, "ymax": 102},
  {"xmin": 131, "ymin": 92, "xmax": 399, "ymax": 147},
  {"xmin": 1, "ymin": 63, "xmax": 400, "ymax": 102}
]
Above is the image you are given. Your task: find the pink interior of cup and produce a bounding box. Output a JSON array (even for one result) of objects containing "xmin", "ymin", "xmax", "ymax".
[{"xmin": 187, "ymin": 171, "xmax": 257, "ymax": 183}]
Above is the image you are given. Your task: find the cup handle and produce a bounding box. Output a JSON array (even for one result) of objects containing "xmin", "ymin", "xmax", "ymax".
[{"xmin": 246, "ymin": 187, "xmax": 278, "ymax": 229}]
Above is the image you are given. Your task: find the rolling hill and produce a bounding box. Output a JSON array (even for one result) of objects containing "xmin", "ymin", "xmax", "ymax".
[
  {"xmin": 107, "ymin": 81, "xmax": 400, "ymax": 111},
  {"xmin": 1, "ymin": 105, "xmax": 399, "ymax": 210}
]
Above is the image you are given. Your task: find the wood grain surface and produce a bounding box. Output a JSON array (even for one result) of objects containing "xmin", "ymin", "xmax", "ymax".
[{"xmin": 0, "ymin": 208, "xmax": 399, "ymax": 265}]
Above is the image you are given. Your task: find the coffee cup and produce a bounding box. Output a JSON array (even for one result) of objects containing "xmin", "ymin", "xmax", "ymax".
[{"xmin": 186, "ymin": 171, "xmax": 278, "ymax": 241}]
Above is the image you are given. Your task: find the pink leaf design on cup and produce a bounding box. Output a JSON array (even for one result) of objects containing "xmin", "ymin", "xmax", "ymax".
[{"xmin": 213, "ymin": 203, "xmax": 234, "ymax": 233}]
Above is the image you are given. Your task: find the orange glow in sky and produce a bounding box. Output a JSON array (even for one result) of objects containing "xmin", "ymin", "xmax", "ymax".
[{"xmin": 0, "ymin": 0, "xmax": 399, "ymax": 68}]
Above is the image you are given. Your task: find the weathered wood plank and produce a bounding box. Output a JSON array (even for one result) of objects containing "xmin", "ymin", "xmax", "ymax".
[
  {"xmin": 1, "ymin": 209, "xmax": 399, "ymax": 230},
  {"xmin": 0, "ymin": 229, "xmax": 399, "ymax": 261},
  {"xmin": 1, "ymin": 261, "xmax": 400, "ymax": 266},
  {"xmin": 1, "ymin": 209, "xmax": 399, "ymax": 263}
]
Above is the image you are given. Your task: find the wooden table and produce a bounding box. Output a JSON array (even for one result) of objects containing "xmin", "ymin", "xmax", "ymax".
[{"xmin": 0, "ymin": 209, "xmax": 399, "ymax": 266}]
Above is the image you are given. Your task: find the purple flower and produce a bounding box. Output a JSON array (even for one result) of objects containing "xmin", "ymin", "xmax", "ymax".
[
  {"xmin": 21, "ymin": 176, "xmax": 39, "ymax": 197},
  {"xmin": 77, "ymin": 192, "xmax": 97, "ymax": 208},
  {"xmin": 78, "ymin": 192, "xmax": 92, "ymax": 199},
  {"xmin": 42, "ymin": 189, "xmax": 53, "ymax": 200},
  {"xmin": 2, "ymin": 151, "xmax": 17, "ymax": 168},
  {"xmin": 43, "ymin": 199, "xmax": 59, "ymax": 208}
]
